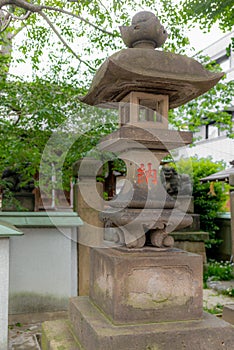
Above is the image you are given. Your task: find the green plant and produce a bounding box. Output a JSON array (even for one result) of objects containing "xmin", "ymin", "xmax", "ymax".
[
  {"xmin": 15, "ymin": 322, "xmax": 22, "ymax": 327},
  {"xmin": 174, "ymin": 156, "xmax": 228, "ymax": 250},
  {"xmin": 203, "ymin": 303, "xmax": 223, "ymax": 315},
  {"xmin": 1, "ymin": 187, "xmax": 27, "ymax": 211},
  {"xmin": 103, "ymin": 191, "xmax": 109, "ymax": 200},
  {"xmin": 204, "ymin": 260, "xmax": 234, "ymax": 282},
  {"xmin": 222, "ymin": 288, "xmax": 234, "ymax": 297}
]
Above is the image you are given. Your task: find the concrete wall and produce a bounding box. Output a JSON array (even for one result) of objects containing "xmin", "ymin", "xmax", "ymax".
[
  {"xmin": 0, "ymin": 212, "xmax": 82, "ymax": 315},
  {"xmin": 9, "ymin": 227, "xmax": 78, "ymax": 314}
]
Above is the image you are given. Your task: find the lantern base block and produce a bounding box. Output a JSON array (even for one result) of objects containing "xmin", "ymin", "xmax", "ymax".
[{"xmin": 42, "ymin": 299, "xmax": 234, "ymax": 350}]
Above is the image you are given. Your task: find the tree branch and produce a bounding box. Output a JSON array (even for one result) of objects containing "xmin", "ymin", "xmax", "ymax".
[
  {"xmin": 97, "ymin": 0, "xmax": 111, "ymax": 17},
  {"xmin": 0, "ymin": 11, "xmax": 11, "ymax": 32},
  {"xmin": 11, "ymin": 22, "xmax": 26, "ymax": 39},
  {"xmin": 0, "ymin": 0, "xmax": 42, "ymax": 12},
  {"xmin": 41, "ymin": 5, "xmax": 115, "ymax": 37},
  {"xmin": 39, "ymin": 11, "xmax": 96, "ymax": 72},
  {"xmin": 0, "ymin": 1, "xmax": 116, "ymax": 37},
  {"xmin": 13, "ymin": 111, "xmax": 21, "ymax": 125},
  {"xmin": 1, "ymin": 8, "xmax": 31, "ymax": 20}
]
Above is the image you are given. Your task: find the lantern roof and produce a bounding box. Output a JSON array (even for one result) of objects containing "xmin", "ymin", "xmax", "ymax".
[{"xmin": 80, "ymin": 11, "xmax": 223, "ymax": 109}]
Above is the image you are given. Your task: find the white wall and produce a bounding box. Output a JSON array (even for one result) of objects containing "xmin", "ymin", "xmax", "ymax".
[
  {"xmin": 202, "ymin": 31, "xmax": 234, "ymax": 82},
  {"xmin": 0, "ymin": 238, "xmax": 9, "ymax": 349},
  {"xmin": 9, "ymin": 227, "xmax": 77, "ymax": 314},
  {"xmin": 177, "ymin": 136, "xmax": 234, "ymax": 164}
]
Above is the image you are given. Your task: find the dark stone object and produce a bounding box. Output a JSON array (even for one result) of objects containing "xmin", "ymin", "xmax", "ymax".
[
  {"xmin": 161, "ymin": 166, "xmax": 192, "ymax": 197},
  {"xmin": 223, "ymin": 304, "xmax": 234, "ymax": 325}
]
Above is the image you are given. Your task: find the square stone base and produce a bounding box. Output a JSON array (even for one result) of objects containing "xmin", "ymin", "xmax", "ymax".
[
  {"xmin": 42, "ymin": 297, "xmax": 234, "ymax": 350},
  {"xmin": 90, "ymin": 247, "xmax": 203, "ymax": 324}
]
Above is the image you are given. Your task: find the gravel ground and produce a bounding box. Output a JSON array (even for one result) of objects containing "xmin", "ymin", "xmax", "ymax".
[
  {"xmin": 8, "ymin": 322, "xmax": 41, "ymax": 350},
  {"xmin": 203, "ymin": 287, "xmax": 234, "ymax": 312}
]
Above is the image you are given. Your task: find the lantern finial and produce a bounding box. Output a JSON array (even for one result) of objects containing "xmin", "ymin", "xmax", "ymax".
[{"xmin": 119, "ymin": 11, "xmax": 168, "ymax": 49}]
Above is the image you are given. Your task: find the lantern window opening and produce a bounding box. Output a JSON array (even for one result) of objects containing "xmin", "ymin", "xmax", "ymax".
[{"xmin": 119, "ymin": 91, "xmax": 169, "ymax": 127}]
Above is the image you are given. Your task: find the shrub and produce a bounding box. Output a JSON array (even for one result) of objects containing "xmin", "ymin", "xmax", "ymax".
[
  {"xmin": 174, "ymin": 156, "xmax": 228, "ymax": 251},
  {"xmin": 204, "ymin": 260, "xmax": 234, "ymax": 282}
]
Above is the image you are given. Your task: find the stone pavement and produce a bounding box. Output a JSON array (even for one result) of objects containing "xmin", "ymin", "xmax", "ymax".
[
  {"xmin": 8, "ymin": 285, "xmax": 234, "ymax": 349},
  {"xmin": 203, "ymin": 288, "xmax": 234, "ymax": 311},
  {"xmin": 8, "ymin": 322, "xmax": 41, "ymax": 350}
]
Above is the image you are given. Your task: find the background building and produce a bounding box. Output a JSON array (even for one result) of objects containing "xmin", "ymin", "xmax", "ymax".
[{"xmin": 178, "ymin": 31, "xmax": 234, "ymax": 164}]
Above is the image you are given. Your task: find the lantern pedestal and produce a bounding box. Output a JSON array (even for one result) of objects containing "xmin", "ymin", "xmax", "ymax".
[
  {"xmin": 42, "ymin": 248, "xmax": 234, "ymax": 350},
  {"xmin": 89, "ymin": 247, "xmax": 203, "ymax": 324}
]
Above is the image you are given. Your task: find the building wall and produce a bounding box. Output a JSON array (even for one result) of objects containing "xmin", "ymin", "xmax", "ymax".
[
  {"xmin": 178, "ymin": 136, "xmax": 234, "ymax": 164},
  {"xmin": 8, "ymin": 226, "xmax": 78, "ymax": 314},
  {"xmin": 177, "ymin": 31, "xmax": 234, "ymax": 165},
  {"xmin": 202, "ymin": 31, "xmax": 234, "ymax": 82}
]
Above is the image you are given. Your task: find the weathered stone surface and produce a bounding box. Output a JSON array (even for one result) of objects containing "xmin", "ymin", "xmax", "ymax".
[
  {"xmin": 89, "ymin": 248, "xmax": 203, "ymax": 324},
  {"xmin": 74, "ymin": 181, "xmax": 104, "ymax": 295},
  {"xmin": 172, "ymin": 231, "xmax": 209, "ymax": 263},
  {"xmin": 73, "ymin": 157, "xmax": 103, "ymax": 179},
  {"xmin": 176, "ymin": 196, "xmax": 194, "ymax": 213},
  {"xmin": 80, "ymin": 49, "xmax": 223, "ymax": 109},
  {"xmin": 8, "ymin": 322, "xmax": 42, "ymax": 350},
  {"xmin": 181, "ymin": 214, "xmax": 200, "ymax": 231},
  {"xmin": 171, "ymin": 231, "xmax": 209, "ymax": 242},
  {"xmin": 41, "ymin": 319, "xmax": 81, "ymax": 350},
  {"xmin": 99, "ymin": 125, "xmax": 192, "ymax": 152},
  {"xmin": 9, "ymin": 310, "xmax": 68, "ymax": 325},
  {"xmin": 173, "ymin": 241, "xmax": 207, "ymax": 264},
  {"xmin": 101, "ymin": 207, "xmax": 193, "ymax": 248},
  {"xmin": 222, "ymin": 304, "xmax": 234, "ymax": 325},
  {"xmin": 67, "ymin": 297, "xmax": 234, "ymax": 350},
  {"xmin": 119, "ymin": 11, "xmax": 168, "ymax": 49}
]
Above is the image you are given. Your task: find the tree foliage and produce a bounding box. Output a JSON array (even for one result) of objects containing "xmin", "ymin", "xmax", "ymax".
[
  {"xmin": 174, "ymin": 1, "xmax": 234, "ymax": 138},
  {"xmin": 0, "ymin": 0, "xmax": 190, "ymax": 82},
  {"xmin": 0, "ymin": 0, "xmax": 191, "ymax": 195},
  {"xmin": 174, "ymin": 156, "xmax": 229, "ymax": 249},
  {"xmin": 170, "ymin": 89, "xmax": 234, "ymax": 138},
  {"xmin": 180, "ymin": 0, "xmax": 234, "ymax": 32},
  {"xmin": 0, "ymin": 0, "xmax": 233, "ymax": 201},
  {"xmin": 0, "ymin": 75, "xmax": 118, "ymax": 191}
]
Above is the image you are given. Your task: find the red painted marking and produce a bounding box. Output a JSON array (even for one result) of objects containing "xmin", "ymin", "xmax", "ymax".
[{"xmin": 137, "ymin": 163, "xmax": 157, "ymax": 185}]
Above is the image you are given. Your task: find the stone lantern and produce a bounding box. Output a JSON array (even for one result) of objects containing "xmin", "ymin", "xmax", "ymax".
[
  {"xmin": 42, "ymin": 11, "xmax": 234, "ymax": 350},
  {"xmin": 82, "ymin": 11, "xmax": 223, "ymax": 250}
]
